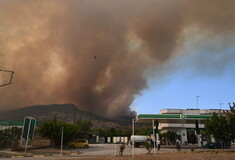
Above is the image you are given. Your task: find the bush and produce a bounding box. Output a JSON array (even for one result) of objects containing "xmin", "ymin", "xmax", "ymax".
[
  {"xmin": 0, "ymin": 127, "xmax": 21, "ymax": 149},
  {"xmin": 144, "ymin": 142, "xmax": 153, "ymax": 154},
  {"xmin": 119, "ymin": 143, "xmax": 125, "ymax": 156}
]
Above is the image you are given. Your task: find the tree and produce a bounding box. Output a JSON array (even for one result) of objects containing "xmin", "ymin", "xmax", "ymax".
[
  {"xmin": 0, "ymin": 127, "xmax": 21, "ymax": 149},
  {"xmin": 228, "ymin": 103, "xmax": 235, "ymax": 140},
  {"xmin": 38, "ymin": 117, "xmax": 79, "ymax": 147},
  {"xmin": 135, "ymin": 126, "xmax": 152, "ymax": 135},
  {"xmin": 205, "ymin": 113, "xmax": 230, "ymax": 148},
  {"xmin": 229, "ymin": 102, "xmax": 235, "ymax": 112},
  {"xmin": 161, "ymin": 131, "xmax": 177, "ymax": 145},
  {"xmin": 75, "ymin": 119, "xmax": 92, "ymax": 132}
]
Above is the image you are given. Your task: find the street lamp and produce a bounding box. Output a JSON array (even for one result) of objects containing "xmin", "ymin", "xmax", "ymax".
[
  {"xmin": 196, "ymin": 96, "xmax": 200, "ymax": 109},
  {"xmin": 219, "ymin": 103, "xmax": 224, "ymax": 110}
]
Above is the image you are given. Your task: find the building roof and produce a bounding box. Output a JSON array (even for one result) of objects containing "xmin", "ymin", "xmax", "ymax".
[
  {"xmin": 0, "ymin": 120, "xmax": 40, "ymax": 126},
  {"xmin": 135, "ymin": 114, "xmax": 213, "ymax": 124},
  {"xmin": 0, "ymin": 121, "xmax": 24, "ymax": 126}
]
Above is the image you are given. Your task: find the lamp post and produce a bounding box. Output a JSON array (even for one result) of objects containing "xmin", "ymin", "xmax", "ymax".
[
  {"xmin": 196, "ymin": 96, "xmax": 200, "ymax": 109},
  {"xmin": 132, "ymin": 119, "xmax": 135, "ymax": 158},
  {"xmin": 219, "ymin": 103, "xmax": 224, "ymax": 110}
]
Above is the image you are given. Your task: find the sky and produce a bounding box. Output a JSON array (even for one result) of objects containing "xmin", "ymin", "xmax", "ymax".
[
  {"xmin": 132, "ymin": 66, "xmax": 235, "ymax": 114},
  {"xmin": 132, "ymin": 40, "xmax": 235, "ymax": 114},
  {"xmin": 0, "ymin": 0, "xmax": 235, "ymax": 118}
]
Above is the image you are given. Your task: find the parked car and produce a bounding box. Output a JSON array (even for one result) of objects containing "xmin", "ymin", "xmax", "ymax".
[
  {"xmin": 68, "ymin": 139, "xmax": 89, "ymax": 148},
  {"xmin": 209, "ymin": 142, "xmax": 231, "ymax": 149}
]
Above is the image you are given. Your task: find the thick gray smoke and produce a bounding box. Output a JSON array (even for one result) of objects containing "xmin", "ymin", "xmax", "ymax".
[{"xmin": 0, "ymin": 0, "xmax": 235, "ymax": 117}]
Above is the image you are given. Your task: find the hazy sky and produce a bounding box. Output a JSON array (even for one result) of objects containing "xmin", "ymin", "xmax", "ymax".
[{"xmin": 0, "ymin": 0, "xmax": 235, "ymax": 117}]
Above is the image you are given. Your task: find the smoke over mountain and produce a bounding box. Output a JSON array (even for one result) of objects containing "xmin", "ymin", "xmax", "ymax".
[{"xmin": 0, "ymin": 0, "xmax": 235, "ymax": 117}]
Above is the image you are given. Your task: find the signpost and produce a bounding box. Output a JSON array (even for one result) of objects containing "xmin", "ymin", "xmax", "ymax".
[{"xmin": 20, "ymin": 117, "xmax": 36, "ymax": 151}]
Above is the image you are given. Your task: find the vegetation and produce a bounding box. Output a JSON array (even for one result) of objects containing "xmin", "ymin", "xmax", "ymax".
[
  {"xmin": 0, "ymin": 127, "xmax": 21, "ymax": 149},
  {"xmin": 135, "ymin": 126, "xmax": 153, "ymax": 135},
  {"xmin": 144, "ymin": 142, "xmax": 153, "ymax": 154},
  {"xmin": 205, "ymin": 113, "xmax": 230, "ymax": 144},
  {"xmin": 205, "ymin": 103, "xmax": 235, "ymax": 148},
  {"xmin": 92, "ymin": 127, "xmax": 132, "ymax": 137},
  {"xmin": 160, "ymin": 131, "xmax": 177, "ymax": 145},
  {"xmin": 228, "ymin": 103, "xmax": 235, "ymax": 140},
  {"xmin": 118, "ymin": 143, "xmax": 125, "ymax": 156},
  {"xmin": 38, "ymin": 116, "xmax": 93, "ymax": 147},
  {"xmin": 75, "ymin": 119, "xmax": 92, "ymax": 132}
]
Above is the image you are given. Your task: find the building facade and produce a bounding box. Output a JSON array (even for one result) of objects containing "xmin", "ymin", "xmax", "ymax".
[{"xmin": 159, "ymin": 109, "xmax": 226, "ymax": 145}]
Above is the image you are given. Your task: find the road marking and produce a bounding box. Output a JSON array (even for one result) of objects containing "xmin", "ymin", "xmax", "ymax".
[
  {"xmin": 12, "ymin": 156, "xmax": 23, "ymax": 158},
  {"xmin": 33, "ymin": 155, "xmax": 44, "ymax": 157},
  {"xmin": 53, "ymin": 154, "xmax": 62, "ymax": 156},
  {"xmin": 71, "ymin": 153, "xmax": 78, "ymax": 155}
]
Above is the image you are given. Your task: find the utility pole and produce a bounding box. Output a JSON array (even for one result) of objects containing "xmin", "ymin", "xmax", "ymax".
[
  {"xmin": 0, "ymin": 69, "xmax": 14, "ymax": 87},
  {"xmin": 60, "ymin": 127, "xmax": 64, "ymax": 156},
  {"xmin": 73, "ymin": 105, "xmax": 77, "ymax": 125}
]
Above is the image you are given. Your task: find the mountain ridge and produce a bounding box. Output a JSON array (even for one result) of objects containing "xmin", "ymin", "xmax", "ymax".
[{"xmin": 0, "ymin": 104, "xmax": 134, "ymax": 128}]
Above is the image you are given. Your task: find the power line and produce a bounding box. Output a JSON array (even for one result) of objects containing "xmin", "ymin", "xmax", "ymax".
[{"xmin": 0, "ymin": 65, "xmax": 56, "ymax": 103}]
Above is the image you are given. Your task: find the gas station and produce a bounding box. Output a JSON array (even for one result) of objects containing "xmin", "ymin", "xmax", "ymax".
[{"xmin": 133, "ymin": 109, "xmax": 225, "ymax": 147}]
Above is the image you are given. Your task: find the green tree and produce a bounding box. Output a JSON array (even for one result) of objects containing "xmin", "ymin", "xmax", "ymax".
[
  {"xmin": 228, "ymin": 103, "xmax": 235, "ymax": 140},
  {"xmin": 75, "ymin": 119, "xmax": 92, "ymax": 132},
  {"xmin": 160, "ymin": 131, "xmax": 177, "ymax": 145},
  {"xmin": 38, "ymin": 117, "xmax": 79, "ymax": 147},
  {"xmin": 0, "ymin": 127, "xmax": 21, "ymax": 149},
  {"xmin": 135, "ymin": 126, "xmax": 152, "ymax": 135},
  {"xmin": 205, "ymin": 113, "xmax": 230, "ymax": 147}
]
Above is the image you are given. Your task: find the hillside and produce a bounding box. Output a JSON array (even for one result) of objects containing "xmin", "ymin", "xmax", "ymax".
[{"xmin": 0, "ymin": 104, "xmax": 134, "ymax": 128}]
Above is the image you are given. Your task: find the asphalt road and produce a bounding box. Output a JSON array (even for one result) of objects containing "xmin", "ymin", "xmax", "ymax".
[
  {"xmin": 0, "ymin": 144, "xmax": 171, "ymax": 160},
  {"xmin": 1, "ymin": 144, "xmax": 234, "ymax": 160}
]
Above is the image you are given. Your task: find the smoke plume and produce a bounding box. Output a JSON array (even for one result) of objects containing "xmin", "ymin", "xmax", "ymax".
[{"xmin": 0, "ymin": 0, "xmax": 235, "ymax": 117}]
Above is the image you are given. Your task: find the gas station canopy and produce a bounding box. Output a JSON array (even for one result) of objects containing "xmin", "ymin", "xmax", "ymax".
[{"xmin": 135, "ymin": 114, "xmax": 213, "ymax": 124}]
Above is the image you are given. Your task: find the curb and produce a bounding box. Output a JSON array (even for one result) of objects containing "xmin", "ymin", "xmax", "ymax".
[
  {"xmin": 70, "ymin": 153, "xmax": 78, "ymax": 155},
  {"xmin": 9, "ymin": 153, "xmax": 79, "ymax": 158},
  {"xmin": 11, "ymin": 156, "xmax": 23, "ymax": 158},
  {"xmin": 33, "ymin": 155, "xmax": 44, "ymax": 157}
]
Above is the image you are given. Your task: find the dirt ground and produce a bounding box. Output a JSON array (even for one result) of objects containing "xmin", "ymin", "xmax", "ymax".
[{"xmin": 72, "ymin": 151, "xmax": 235, "ymax": 160}]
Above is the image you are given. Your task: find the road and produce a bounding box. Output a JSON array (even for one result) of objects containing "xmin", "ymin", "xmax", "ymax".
[
  {"xmin": 2, "ymin": 144, "xmax": 234, "ymax": 160},
  {"xmin": 0, "ymin": 144, "xmax": 173, "ymax": 160}
]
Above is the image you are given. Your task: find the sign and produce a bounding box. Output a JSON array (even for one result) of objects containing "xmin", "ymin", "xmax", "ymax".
[
  {"xmin": 20, "ymin": 117, "xmax": 36, "ymax": 150},
  {"xmin": 180, "ymin": 114, "xmax": 186, "ymax": 119}
]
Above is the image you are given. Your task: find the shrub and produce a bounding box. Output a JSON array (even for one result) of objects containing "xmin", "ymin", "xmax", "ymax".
[
  {"xmin": 144, "ymin": 142, "xmax": 153, "ymax": 154},
  {"xmin": 38, "ymin": 117, "xmax": 79, "ymax": 147},
  {"xmin": 119, "ymin": 143, "xmax": 125, "ymax": 156}
]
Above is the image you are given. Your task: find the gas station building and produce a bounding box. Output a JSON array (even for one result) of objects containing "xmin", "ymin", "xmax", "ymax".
[{"xmin": 135, "ymin": 109, "xmax": 227, "ymax": 146}]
